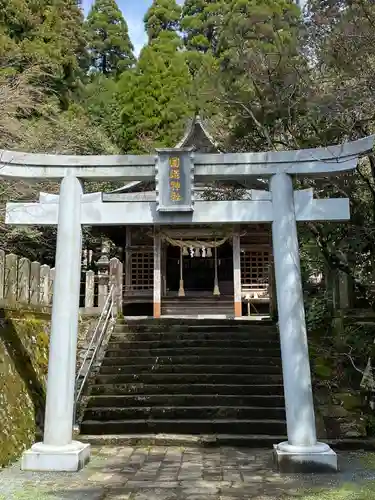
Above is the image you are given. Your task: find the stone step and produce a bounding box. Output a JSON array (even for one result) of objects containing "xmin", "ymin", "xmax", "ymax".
[
  {"xmin": 86, "ymin": 394, "xmax": 285, "ymax": 408},
  {"xmin": 104, "ymin": 347, "xmax": 281, "ymax": 358},
  {"xmin": 83, "ymin": 406, "xmax": 286, "ymax": 421},
  {"xmin": 161, "ymin": 306, "xmax": 235, "ymax": 312},
  {"xmin": 99, "ymin": 364, "xmax": 282, "ymax": 375},
  {"xmin": 90, "ymin": 383, "xmax": 284, "ymax": 396},
  {"xmin": 162, "ymin": 297, "xmax": 235, "ymax": 302},
  {"xmin": 79, "ymin": 433, "xmax": 289, "ymax": 448},
  {"xmin": 101, "ymin": 355, "xmax": 282, "ymax": 367},
  {"xmin": 111, "ymin": 331, "xmax": 279, "ymax": 341},
  {"xmin": 162, "ymin": 297, "xmax": 234, "ymax": 301},
  {"xmin": 161, "ymin": 308, "xmax": 235, "ymax": 316},
  {"xmin": 94, "ymin": 373, "xmax": 283, "ymax": 385},
  {"xmin": 114, "ymin": 323, "xmax": 276, "ymax": 333},
  {"xmin": 80, "ymin": 418, "xmax": 287, "ymax": 436},
  {"xmin": 161, "ymin": 301, "xmax": 235, "ymax": 307},
  {"xmin": 106, "ymin": 339, "xmax": 279, "ymax": 350},
  {"xmin": 118, "ymin": 319, "xmax": 274, "ymax": 328}
]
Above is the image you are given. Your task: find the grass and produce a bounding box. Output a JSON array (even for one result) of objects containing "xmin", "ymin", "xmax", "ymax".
[
  {"xmin": 359, "ymin": 453, "xmax": 375, "ymax": 468},
  {"xmin": 289, "ymin": 453, "xmax": 375, "ymax": 499},
  {"xmin": 3, "ymin": 482, "xmax": 375, "ymax": 500},
  {"xmin": 292, "ymin": 482, "xmax": 375, "ymax": 500},
  {"xmin": 0, "ymin": 491, "xmax": 55, "ymax": 500}
]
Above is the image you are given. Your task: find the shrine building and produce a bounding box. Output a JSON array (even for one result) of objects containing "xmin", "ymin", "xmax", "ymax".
[{"xmin": 102, "ymin": 116, "xmax": 274, "ymax": 319}]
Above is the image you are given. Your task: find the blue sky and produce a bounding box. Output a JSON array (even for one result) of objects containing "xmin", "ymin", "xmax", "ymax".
[{"xmin": 82, "ymin": 1, "xmax": 183, "ymax": 56}]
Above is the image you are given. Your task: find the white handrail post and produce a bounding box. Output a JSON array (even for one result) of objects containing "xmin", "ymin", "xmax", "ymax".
[{"xmin": 74, "ymin": 285, "xmax": 116, "ymax": 428}]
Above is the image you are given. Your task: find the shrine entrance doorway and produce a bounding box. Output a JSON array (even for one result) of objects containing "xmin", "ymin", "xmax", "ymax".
[{"xmin": 165, "ymin": 241, "xmax": 234, "ymax": 297}]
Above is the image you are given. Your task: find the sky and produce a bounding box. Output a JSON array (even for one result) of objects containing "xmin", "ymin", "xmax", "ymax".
[{"xmin": 82, "ymin": 1, "xmax": 183, "ymax": 56}]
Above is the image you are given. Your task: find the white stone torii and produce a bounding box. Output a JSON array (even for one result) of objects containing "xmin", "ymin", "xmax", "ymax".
[{"xmin": 2, "ymin": 135, "xmax": 374, "ymax": 474}]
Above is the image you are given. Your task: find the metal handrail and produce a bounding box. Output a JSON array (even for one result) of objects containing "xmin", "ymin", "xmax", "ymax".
[{"xmin": 74, "ymin": 284, "xmax": 116, "ymax": 422}]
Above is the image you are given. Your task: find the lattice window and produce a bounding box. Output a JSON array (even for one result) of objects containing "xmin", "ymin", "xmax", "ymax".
[
  {"xmin": 131, "ymin": 252, "xmax": 154, "ymax": 290},
  {"xmin": 240, "ymin": 250, "xmax": 270, "ymax": 291}
]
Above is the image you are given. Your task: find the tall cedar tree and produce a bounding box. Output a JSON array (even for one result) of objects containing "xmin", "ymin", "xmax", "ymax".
[
  {"xmin": 216, "ymin": 0, "xmax": 303, "ymax": 151},
  {"xmin": 85, "ymin": 0, "xmax": 135, "ymax": 76},
  {"xmin": 82, "ymin": 74, "xmax": 123, "ymax": 145},
  {"xmin": 119, "ymin": 5, "xmax": 193, "ymax": 152},
  {"xmin": 0, "ymin": 0, "xmax": 87, "ymax": 107},
  {"xmin": 181, "ymin": 0, "xmax": 225, "ymax": 54},
  {"xmin": 144, "ymin": 0, "xmax": 182, "ymax": 42}
]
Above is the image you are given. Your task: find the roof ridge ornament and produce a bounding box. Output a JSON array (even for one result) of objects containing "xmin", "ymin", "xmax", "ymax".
[{"xmin": 175, "ymin": 114, "xmax": 221, "ymax": 153}]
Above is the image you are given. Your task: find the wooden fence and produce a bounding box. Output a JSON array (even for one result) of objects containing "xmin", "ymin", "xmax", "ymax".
[{"xmin": 0, "ymin": 250, "xmax": 123, "ymax": 313}]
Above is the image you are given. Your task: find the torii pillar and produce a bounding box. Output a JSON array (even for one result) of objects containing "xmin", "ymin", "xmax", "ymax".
[
  {"xmin": 22, "ymin": 175, "xmax": 90, "ymax": 471},
  {"xmin": 270, "ymin": 173, "xmax": 336, "ymax": 472}
]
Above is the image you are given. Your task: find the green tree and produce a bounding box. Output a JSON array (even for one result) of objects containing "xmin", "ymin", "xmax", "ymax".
[
  {"xmin": 295, "ymin": 0, "xmax": 375, "ymax": 307},
  {"xmin": 0, "ymin": 0, "xmax": 43, "ymax": 45},
  {"xmin": 144, "ymin": 0, "xmax": 182, "ymax": 42},
  {"xmin": 0, "ymin": 59, "xmax": 119, "ymax": 263},
  {"xmin": 118, "ymin": 35, "xmax": 193, "ymax": 152},
  {"xmin": 82, "ymin": 74, "xmax": 123, "ymax": 146},
  {"xmin": 214, "ymin": 0, "xmax": 303, "ymax": 152},
  {"xmin": 215, "ymin": 0, "xmax": 375, "ymax": 312},
  {"xmin": 181, "ymin": 0, "xmax": 225, "ymax": 54},
  {"xmin": 85, "ymin": 0, "xmax": 135, "ymax": 76},
  {"xmin": 0, "ymin": 0, "xmax": 88, "ymax": 107},
  {"xmin": 116, "ymin": 0, "xmax": 191, "ymax": 152}
]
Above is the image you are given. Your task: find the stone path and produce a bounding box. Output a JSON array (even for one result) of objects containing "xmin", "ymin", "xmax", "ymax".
[{"xmin": 0, "ymin": 446, "xmax": 375, "ymax": 499}]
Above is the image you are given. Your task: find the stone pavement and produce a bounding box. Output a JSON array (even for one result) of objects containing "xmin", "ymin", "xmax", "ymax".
[{"xmin": 0, "ymin": 446, "xmax": 375, "ymax": 500}]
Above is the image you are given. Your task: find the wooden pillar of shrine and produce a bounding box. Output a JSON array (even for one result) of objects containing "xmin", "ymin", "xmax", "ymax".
[
  {"xmin": 153, "ymin": 229, "xmax": 162, "ymax": 318},
  {"xmin": 178, "ymin": 246, "xmax": 185, "ymax": 297},
  {"xmin": 125, "ymin": 226, "xmax": 132, "ymax": 292},
  {"xmin": 269, "ymin": 254, "xmax": 277, "ymax": 319},
  {"xmin": 233, "ymin": 230, "xmax": 242, "ymax": 317}
]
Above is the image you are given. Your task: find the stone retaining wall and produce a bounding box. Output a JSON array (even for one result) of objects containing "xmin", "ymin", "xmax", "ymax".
[{"xmin": 0, "ymin": 306, "xmax": 50, "ymax": 467}]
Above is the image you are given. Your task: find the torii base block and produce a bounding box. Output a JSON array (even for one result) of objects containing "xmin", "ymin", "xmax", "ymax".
[
  {"xmin": 273, "ymin": 443, "xmax": 338, "ymax": 473},
  {"xmin": 22, "ymin": 442, "xmax": 91, "ymax": 472}
]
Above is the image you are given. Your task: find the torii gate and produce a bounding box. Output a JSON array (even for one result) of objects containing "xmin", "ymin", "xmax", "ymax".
[{"xmin": 3, "ymin": 136, "xmax": 374, "ymax": 473}]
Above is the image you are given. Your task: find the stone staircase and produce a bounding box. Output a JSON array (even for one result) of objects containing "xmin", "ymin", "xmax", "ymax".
[
  {"xmin": 80, "ymin": 318, "xmax": 287, "ymax": 446},
  {"xmin": 162, "ymin": 297, "xmax": 235, "ymax": 317}
]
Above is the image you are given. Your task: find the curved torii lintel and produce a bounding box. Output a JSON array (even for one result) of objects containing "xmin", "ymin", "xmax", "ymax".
[{"xmin": 0, "ymin": 135, "xmax": 373, "ymax": 181}]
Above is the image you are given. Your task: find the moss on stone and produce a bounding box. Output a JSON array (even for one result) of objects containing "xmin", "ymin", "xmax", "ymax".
[
  {"xmin": 306, "ymin": 308, "xmax": 375, "ymax": 440},
  {"xmin": 0, "ymin": 308, "xmax": 93, "ymax": 468},
  {"xmin": 314, "ymin": 361, "xmax": 333, "ymax": 380},
  {"xmin": 335, "ymin": 392, "xmax": 363, "ymax": 411},
  {"xmin": 0, "ymin": 309, "xmax": 50, "ymax": 468}
]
